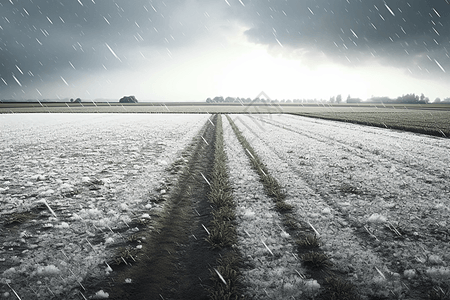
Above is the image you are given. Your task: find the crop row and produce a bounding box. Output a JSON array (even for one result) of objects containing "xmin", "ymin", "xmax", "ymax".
[
  {"xmin": 205, "ymin": 114, "xmax": 242, "ymax": 299},
  {"xmin": 229, "ymin": 113, "xmax": 450, "ymax": 299},
  {"xmin": 291, "ymin": 109, "xmax": 450, "ymax": 138},
  {"xmin": 225, "ymin": 115, "xmax": 367, "ymax": 299},
  {"xmin": 222, "ymin": 115, "xmax": 311, "ymax": 299}
]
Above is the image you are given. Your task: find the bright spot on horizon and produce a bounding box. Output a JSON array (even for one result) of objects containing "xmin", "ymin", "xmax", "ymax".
[{"xmin": 214, "ymin": 47, "xmax": 372, "ymax": 100}]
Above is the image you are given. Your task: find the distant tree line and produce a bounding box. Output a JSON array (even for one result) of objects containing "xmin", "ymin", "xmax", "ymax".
[
  {"xmin": 431, "ymin": 97, "xmax": 450, "ymax": 103},
  {"xmin": 206, "ymin": 96, "xmax": 335, "ymax": 104},
  {"xmin": 206, "ymin": 94, "xmax": 450, "ymax": 104},
  {"xmin": 367, "ymin": 93, "xmax": 431, "ymax": 104}
]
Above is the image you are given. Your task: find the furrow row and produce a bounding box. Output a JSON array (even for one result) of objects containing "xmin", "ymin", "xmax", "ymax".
[{"xmin": 229, "ymin": 114, "xmax": 449, "ymax": 299}]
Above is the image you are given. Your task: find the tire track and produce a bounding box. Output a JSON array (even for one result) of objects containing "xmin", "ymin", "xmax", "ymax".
[{"xmin": 105, "ymin": 115, "xmax": 218, "ymax": 300}]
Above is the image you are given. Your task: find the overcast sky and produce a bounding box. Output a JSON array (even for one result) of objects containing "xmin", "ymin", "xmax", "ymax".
[{"xmin": 1, "ymin": 0, "xmax": 449, "ymax": 101}]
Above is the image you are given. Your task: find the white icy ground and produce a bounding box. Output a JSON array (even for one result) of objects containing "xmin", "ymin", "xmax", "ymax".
[
  {"xmin": 222, "ymin": 116, "xmax": 319, "ymax": 300},
  {"xmin": 228, "ymin": 114, "xmax": 450, "ymax": 298},
  {"xmin": 0, "ymin": 113, "xmax": 209, "ymax": 299}
]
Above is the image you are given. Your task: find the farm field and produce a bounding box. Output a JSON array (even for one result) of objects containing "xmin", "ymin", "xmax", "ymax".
[
  {"xmin": 290, "ymin": 107, "xmax": 450, "ymax": 138},
  {"xmin": 226, "ymin": 114, "xmax": 450, "ymax": 299},
  {"xmin": 0, "ymin": 114, "xmax": 210, "ymax": 299},
  {"xmin": 2, "ymin": 102, "xmax": 449, "ymax": 138},
  {"xmin": 1, "ymin": 113, "xmax": 449, "ymax": 299}
]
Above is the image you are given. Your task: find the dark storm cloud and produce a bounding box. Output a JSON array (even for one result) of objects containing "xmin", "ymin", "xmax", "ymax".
[
  {"xmin": 228, "ymin": 0, "xmax": 450, "ymax": 77},
  {"xmin": 0, "ymin": 0, "xmax": 209, "ymax": 96},
  {"xmin": 1, "ymin": 0, "xmax": 449, "ymax": 99}
]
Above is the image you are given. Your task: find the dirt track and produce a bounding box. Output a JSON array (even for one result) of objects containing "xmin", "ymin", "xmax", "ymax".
[{"xmin": 88, "ymin": 116, "xmax": 218, "ymax": 300}]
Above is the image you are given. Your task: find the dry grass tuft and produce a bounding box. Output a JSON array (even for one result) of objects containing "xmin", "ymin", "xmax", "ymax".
[
  {"xmin": 206, "ymin": 221, "xmax": 236, "ymax": 249},
  {"xmin": 209, "ymin": 252, "xmax": 243, "ymax": 300},
  {"xmin": 213, "ymin": 206, "xmax": 236, "ymax": 222},
  {"xmin": 301, "ymin": 251, "xmax": 332, "ymax": 269},
  {"xmin": 283, "ymin": 218, "xmax": 299, "ymax": 230},
  {"xmin": 323, "ymin": 277, "xmax": 358, "ymax": 300},
  {"xmin": 296, "ymin": 234, "xmax": 321, "ymax": 249}
]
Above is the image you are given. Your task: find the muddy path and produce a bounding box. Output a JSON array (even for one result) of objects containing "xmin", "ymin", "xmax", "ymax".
[{"xmin": 89, "ymin": 115, "xmax": 218, "ymax": 300}]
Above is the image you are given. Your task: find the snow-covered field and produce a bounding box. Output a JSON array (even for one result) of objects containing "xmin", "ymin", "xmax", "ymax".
[
  {"xmin": 228, "ymin": 114, "xmax": 450, "ymax": 298},
  {"xmin": 0, "ymin": 114, "xmax": 209, "ymax": 299},
  {"xmin": 1, "ymin": 112, "xmax": 449, "ymax": 299}
]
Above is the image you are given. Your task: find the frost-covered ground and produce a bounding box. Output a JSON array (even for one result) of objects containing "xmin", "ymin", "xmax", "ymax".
[
  {"xmin": 2, "ymin": 112, "xmax": 448, "ymax": 299},
  {"xmin": 223, "ymin": 117, "xmax": 316, "ymax": 299},
  {"xmin": 0, "ymin": 113, "xmax": 209, "ymax": 299},
  {"xmin": 228, "ymin": 114, "xmax": 450, "ymax": 299}
]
